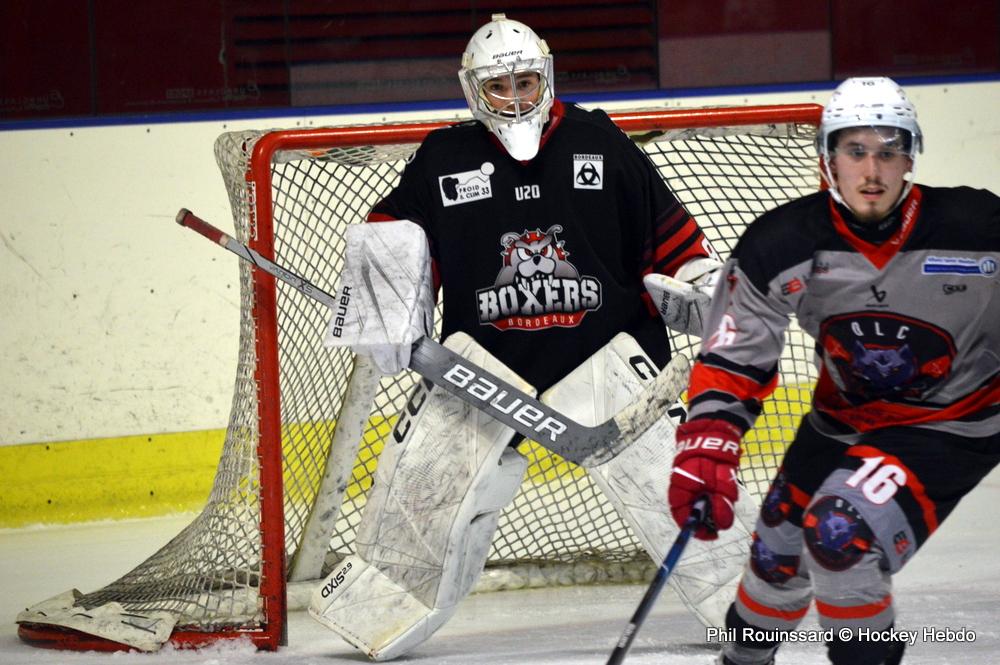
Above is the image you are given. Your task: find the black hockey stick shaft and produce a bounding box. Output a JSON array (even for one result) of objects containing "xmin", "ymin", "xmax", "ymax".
[
  {"xmin": 175, "ymin": 209, "xmax": 687, "ymax": 466},
  {"xmin": 606, "ymin": 497, "xmax": 709, "ymax": 665}
]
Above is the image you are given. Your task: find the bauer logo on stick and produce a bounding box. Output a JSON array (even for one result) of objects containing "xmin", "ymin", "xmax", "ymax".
[{"xmin": 442, "ymin": 362, "xmax": 568, "ymax": 442}]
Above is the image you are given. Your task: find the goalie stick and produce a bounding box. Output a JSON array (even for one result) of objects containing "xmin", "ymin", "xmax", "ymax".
[
  {"xmin": 606, "ymin": 497, "xmax": 710, "ymax": 665},
  {"xmin": 175, "ymin": 208, "xmax": 688, "ymax": 467}
]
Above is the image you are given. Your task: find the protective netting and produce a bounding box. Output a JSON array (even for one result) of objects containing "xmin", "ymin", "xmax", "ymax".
[{"xmin": 51, "ymin": 108, "xmax": 821, "ymax": 643}]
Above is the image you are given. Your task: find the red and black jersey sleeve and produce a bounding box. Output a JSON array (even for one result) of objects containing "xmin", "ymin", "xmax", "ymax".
[
  {"xmin": 614, "ymin": 129, "xmax": 711, "ymax": 279},
  {"xmin": 642, "ymin": 202, "xmax": 710, "ymax": 278},
  {"xmin": 605, "ymin": 125, "xmax": 712, "ymax": 316},
  {"xmin": 366, "ymin": 134, "xmax": 446, "ymax": 293}
]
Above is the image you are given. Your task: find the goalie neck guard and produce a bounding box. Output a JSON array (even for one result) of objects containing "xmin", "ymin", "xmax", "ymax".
[
  {"xmin": 816, "ymin": 76, "xmax": 923, "ymax": 212},
  {"xmin": 459, "ymin": 13, "xmax": 554, "ymax": 161}
]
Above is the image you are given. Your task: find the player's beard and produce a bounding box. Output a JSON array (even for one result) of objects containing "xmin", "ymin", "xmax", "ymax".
[{"xmin": 848, "ymin": 178, "xmax": 902, "ymax": 224}]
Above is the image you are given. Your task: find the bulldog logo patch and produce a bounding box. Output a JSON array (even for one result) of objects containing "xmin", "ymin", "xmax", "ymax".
[{"xmin": 476, "ymin": 225, "xmax": 603, "ymax": 330}]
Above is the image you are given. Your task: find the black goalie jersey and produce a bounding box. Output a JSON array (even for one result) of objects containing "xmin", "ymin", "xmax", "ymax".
[
  {"xmin": 368, "ymin": 100, "xmax": 711, "ymax": 391},
  {"xmin": 688, "ymin": 185, "xmax": 1000, "ymax": 440}
]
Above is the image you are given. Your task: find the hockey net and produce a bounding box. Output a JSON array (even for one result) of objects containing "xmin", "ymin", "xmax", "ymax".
[{"xmin": 18, "ymin": 104, "xmax": 822, "ymax": 651}]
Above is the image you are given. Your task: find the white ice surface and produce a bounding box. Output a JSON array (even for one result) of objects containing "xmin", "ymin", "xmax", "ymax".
[{"xmin": 2, "ymin": 466, "xmax": 998, "ymax": 665}]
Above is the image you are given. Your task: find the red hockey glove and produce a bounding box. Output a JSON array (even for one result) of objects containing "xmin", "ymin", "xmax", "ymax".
[{"xmin": 669, "ymin": 419, "xmax": 742, "ymax": 540}]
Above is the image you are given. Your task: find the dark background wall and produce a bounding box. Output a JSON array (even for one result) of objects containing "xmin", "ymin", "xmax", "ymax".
[{"xmin": 2, "ymin": 0, "xmax": 998, "ymax": 122}]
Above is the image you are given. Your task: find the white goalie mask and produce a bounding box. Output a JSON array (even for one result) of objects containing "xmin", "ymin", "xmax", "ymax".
[
  {"xmin": 816, "ymin": 76, "xmax": 923, "ymax": 210},
  {"xmin": 459, "ymin": 13, "xmax": 554, "ymax": 161}
]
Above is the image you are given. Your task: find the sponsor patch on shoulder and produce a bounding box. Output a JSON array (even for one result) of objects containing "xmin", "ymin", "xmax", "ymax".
[
  {"xmin": 573, "ymin": 153, "xmax": 604, "ymax": 190},
  {"xmin": 922, "ymin": 255, "xmax": 998, "ymax": 277},
  {"xmin": 439, "ymin": 162, "xmax": 494, "ymax": 207}
]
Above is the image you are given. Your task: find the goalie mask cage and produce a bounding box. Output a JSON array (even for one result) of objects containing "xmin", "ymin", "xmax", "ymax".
[{"xmin": 19, "ymin": 103, "xmax": 823, "ymax": 652}]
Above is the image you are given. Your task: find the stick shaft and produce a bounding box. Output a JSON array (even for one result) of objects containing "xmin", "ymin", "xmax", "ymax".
[
  {"xmin": 606, "ymin": 498, "xmax": 709, "ymax": 665},
  {"xmin": 176, "ymin": 208, "xmax": 338, "ymax": 309}
]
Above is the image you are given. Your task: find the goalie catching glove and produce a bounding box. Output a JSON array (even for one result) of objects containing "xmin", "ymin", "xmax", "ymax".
[
  {"xmin": 669, "ymin": 419, "xmax": 742, "ymax": 541},
  {"xmin": 643, "ymin": 257, "xmax": 722, "ymax": 336}
]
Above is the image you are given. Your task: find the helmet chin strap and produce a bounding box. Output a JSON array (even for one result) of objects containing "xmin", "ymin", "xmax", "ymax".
[
  {"xmin": 896, "ymin": 171, "xmax": 917, "ymax": 209},
  {"xmin": 820, "ymin": 156, "xmax": 845, "ymax": 208}
]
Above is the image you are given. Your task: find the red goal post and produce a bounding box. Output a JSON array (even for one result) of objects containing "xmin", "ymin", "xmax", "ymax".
[{"xmin": 18, "ymin": 103, "xmax": 822, "ymax": 653}]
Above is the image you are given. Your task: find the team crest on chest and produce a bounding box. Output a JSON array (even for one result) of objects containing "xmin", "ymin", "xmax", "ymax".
[
  {"xmin": 819, "ymin": 312, "xmax": 955, "ymax": 403},
  {"xmin": 476, "ymin": 225, "xmax": 603, "ymax": 330},
  {"xmin": 573, "ymin": 153, "xmax": 604, "ymax": 190},
  {"xmin": 438, "ymin": 162, "xmax": 494, "ymax": 207}
]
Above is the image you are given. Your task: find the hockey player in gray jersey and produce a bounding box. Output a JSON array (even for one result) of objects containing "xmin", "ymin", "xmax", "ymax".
[{"xmin": 667, "ymin": 77, "xmax": 1000, "ymax": 665}]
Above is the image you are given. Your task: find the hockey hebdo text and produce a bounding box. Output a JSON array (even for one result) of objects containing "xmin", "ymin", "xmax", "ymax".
[{"xmin": 706, "ymin": 626, "xmax": 976, "ymax": 647}]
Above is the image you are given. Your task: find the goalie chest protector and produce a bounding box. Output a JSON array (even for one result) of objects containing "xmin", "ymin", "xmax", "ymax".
[{"xmin": 370, "ymin": 101, "xmax": 709, "ymax": 391}]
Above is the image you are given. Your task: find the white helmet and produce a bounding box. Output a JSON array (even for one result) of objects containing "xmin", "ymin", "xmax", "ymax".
[
  {"xmin": 459, "ymin": 14, "xmax": 554, "ymax": 160},
  {"xmin": 816, "ymin": 76, "xmax": 924, "ymax": 209}
]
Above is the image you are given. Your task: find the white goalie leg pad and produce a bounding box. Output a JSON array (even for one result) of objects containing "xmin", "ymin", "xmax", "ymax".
[
  {"xmin": 539, "ymin": 332, "xmax": 755, "ymax": 629},
  {"xmin": 322, "ymin": 219, "xmax": 435, "ymax": 375},
  {"xmin": 309, "ymin": 332, "xmax": 531, "ymax": 661}
]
